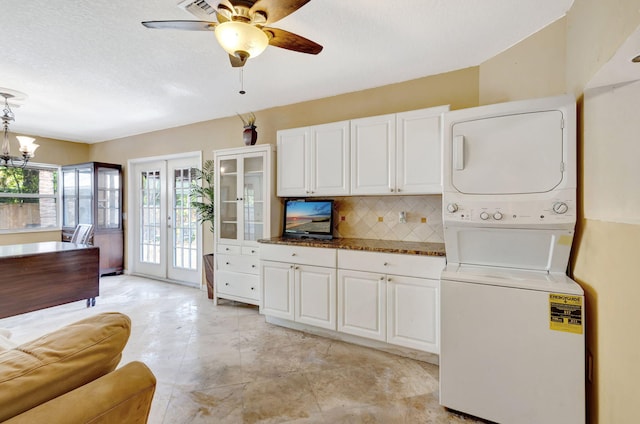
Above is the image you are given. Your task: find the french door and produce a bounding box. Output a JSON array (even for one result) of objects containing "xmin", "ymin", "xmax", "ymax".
[{"xmin": 131, "ymin": 155, "xmax": 201, "ymax": 286}]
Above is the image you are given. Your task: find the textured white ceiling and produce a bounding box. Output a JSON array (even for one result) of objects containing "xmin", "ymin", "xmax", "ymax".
[{"xmin": 2, "ymin": 0, "xmax": 574, "ymax": 143}]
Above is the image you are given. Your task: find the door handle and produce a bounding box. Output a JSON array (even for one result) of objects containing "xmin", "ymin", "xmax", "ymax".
[{"xmin": 453, "ymin": 135, "xmax": 465, "ymax": 170}]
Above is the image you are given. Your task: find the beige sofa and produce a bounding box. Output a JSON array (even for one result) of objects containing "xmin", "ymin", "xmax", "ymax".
[{"xmin": 0, "ymin": 312, "xmax": 156, "ymax": 423}]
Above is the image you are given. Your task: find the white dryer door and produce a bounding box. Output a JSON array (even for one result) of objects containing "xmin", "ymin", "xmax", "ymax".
[{"xmin": 451, "ymin": 110, "xmax": 564, "ymax": 194}]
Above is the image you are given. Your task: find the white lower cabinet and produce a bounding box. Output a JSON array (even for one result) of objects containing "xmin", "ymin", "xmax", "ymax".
[
  {"xmin": 216, "ymin": 246, "xmax": 261, "ymax": 305},
  {"xmin": 337, "ymin": 269, "xmax": 386, "ymax": 341},
  {"xmin": 261, "ymin": 260, "xmax": 294, "ymax": 320},
  {"xmin": 387, "ymin": 275, "xmax": 439, "ymax": 352},
  {"xmin": 295, "ymin": 265, "xmax": 336, "ymax": 330},
  {"xmin": 338, "ymin": 250, "xmax": 444, "ymax": 354},
  {"xmin": 261, "ymin": 243, "xmax": 445, "ymax": 354},
  {"xmin": 261, "ymin": 245, "xmax": 337, "ymax": 330}
]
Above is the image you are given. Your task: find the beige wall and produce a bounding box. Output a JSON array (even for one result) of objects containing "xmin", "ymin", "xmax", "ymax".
[
  {"xmin": 479, "ymin": 18, "xmax": 567, "ymax": 105},
  {"xmin": 480, "ymin": 1, "xmax": 640, "ymax": 422}
]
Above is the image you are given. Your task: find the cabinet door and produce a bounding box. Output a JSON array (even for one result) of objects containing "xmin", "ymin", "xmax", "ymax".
[
  {"xmin": 261, "ymin": 260, "xmax": 295, "ymax": 320},
  {"xmin": 387, "ymin": 275, "xmax": 439, "ymax": 353},
  {"xmin": 242, "ymin": 153, "xmax": 266, "ymax": 242},
  {"xmin": 396, "ymin": 106, "xmax": 448, "ymax": 194},
  {"xmin": 311, "ymin": 121, "xmax": 350, "ymax": 196},
  {"xmin": 295, "ymin": 265, "xmax": 336, "ymax": 330},
  {"xmin": 277, "ymin": 127, "xmax": 309, "ymax": 196},
  {"xmin": 350, "ymin": 114, "xmax": 396, "ymax": 195},
  {"xmin": 337, "ymin": 269, "xmax": 386, "ymax": 341},
  {"xmin": 216, "ymin": 154, "xmax": 241, "ymax": 244}
]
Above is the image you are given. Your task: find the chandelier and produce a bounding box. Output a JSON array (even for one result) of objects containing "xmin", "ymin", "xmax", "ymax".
[{"xmin": 1, "ymin": 90, "xmax": 38, "ymax": 169}]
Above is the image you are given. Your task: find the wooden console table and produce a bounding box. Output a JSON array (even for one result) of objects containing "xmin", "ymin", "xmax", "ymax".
[{"xmin": 0, "ymin": 242, "xmax": 100, "ymax": 319}]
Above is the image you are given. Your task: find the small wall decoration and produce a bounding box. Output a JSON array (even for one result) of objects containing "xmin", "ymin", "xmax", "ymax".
[{"xmin": 238, "ymin": 112, "xmax": 257, "ymax": 145}]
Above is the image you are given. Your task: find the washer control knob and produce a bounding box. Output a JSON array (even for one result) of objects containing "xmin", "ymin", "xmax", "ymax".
[
  {"xmin": 553, "ymin": 202, "xmax": 569, "ymax": 214},
  {"xmin": 480, "ymin": 211, "xmax": 490, "ymax": 220},
  {"xmin": 493, "ymin": 212, "xmax": 503, "ymax": 220},
  {"xmin": 447, "ymin": 203, "xmax": 459, "ymax": 213}
]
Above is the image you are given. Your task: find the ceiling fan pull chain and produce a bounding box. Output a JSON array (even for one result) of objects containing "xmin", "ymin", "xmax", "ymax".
[{"xmin": 239, "ymin": 68, "xmax": 246, "ymax": 95}]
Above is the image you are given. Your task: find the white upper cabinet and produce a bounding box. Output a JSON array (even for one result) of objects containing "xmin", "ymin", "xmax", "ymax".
[
  {"xmin": 350, "ymin": 114, "xmax": 396, "ymax": 195},
  {"xmin": 277, "ymin": 127, "xmax": 309, "ymax": 197},
  {"xmin": 277, "ymin": 121, "xmax": 350, "ymax": 197},
  {"xmin": 396, "ymin": 106, "xmax": 449, "ymax": 194},
  {"xmin": 311, "ymin": 121, "xmax": 350, "ymax": 196},
  {"xmin": 351, "ymin": 106, "xmax": 449, "ymax": 195}
]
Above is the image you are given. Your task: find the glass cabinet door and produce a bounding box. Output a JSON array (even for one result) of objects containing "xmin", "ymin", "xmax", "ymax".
[
  {"xmin": 62, "ymin": 168, "xmax": 77, "ymax": 227},
  {"xmin": 78, "ymin": 167, "xmax": 93, "ymax": 225},
  {"xmin": 218, "ymin": 157, "xmax": 239, "ymax": 241},
  {"xmin": 243, "ymin": 155, "xmax": 264, "ymax": 241},
  {"xmin": 97, "ymin": 166, "xmax": 121, "ymax": 229}
]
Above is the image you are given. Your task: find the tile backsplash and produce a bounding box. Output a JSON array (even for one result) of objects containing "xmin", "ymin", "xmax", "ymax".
[{"xmin": 333, "ymin": 195, "xmax": 443, "ymax": 243}]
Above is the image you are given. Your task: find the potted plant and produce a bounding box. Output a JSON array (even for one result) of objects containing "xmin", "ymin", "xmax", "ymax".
[
  {"xmin": 190, "ymin": 159, "xmax": 215, "ymax": 299},
  {"xmin": 238, "ymin": 112, "xmax": 258, "ymax": 145}
]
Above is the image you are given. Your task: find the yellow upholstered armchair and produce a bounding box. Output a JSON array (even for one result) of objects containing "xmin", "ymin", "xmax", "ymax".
[{"xmin": 0, "ymin": 312, "xmax": 156, "ymax": 423}]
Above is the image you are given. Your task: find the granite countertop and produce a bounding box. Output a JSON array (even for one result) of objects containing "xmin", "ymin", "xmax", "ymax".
[{"xmin": 258, "ymin": 237, "xmax": 446, "ymax": 257}]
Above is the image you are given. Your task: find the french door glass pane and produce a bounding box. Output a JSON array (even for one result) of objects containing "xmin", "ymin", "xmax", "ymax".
[
  {"xmin": 173, "ymin": 167, "xmax": 197, "ymax": 270},
  {"xmin": 140, "ymin": 170, "xmax": 161, "ymax": 264}
]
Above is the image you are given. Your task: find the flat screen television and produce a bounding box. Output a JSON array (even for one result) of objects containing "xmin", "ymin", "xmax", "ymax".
[{"xmin": 283, "ymin": 199, "xmax": 334, "ymax": 240}]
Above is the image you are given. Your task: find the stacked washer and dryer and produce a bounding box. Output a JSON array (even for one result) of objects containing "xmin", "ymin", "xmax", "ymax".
[{"xmin": 439, "ymin": 95, "xmax": 585, "ymax": 423}]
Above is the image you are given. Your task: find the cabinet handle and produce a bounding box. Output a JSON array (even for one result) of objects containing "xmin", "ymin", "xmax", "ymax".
[
  {"xmin": 290, "ymin": 265, "xmax": 294, "ymax": 269},
  {"xmin": 251, "ymin": 250, "xmax": 256, "ymax": 254},
  {"xmin": 251, "ymin": 265, "xmax": 256, "ymax": 268},
  {"xmin": 397, "ymin": 188, "xmax": 401, "ymax": 192},
  {"xmin": 225, "ymin": 262, "xmax": 230, "ymax": 265},
  {"xmin": 291, "ymin": 253, "xmax": 296, "ymax": 257},
  {"xmin": 225, "ymin": 282, "xmax": 230, "ymax": 286},
  {"xmin": 387, "ymin": 278, "xmax": 392, "ymax": 283},
  {"xmin": 295, "ymin": 266, "xmax": 299, "ymax": 270},
  {"xmin": 379, "ymin": 276, "xmax": 385, "ymax": 281},
  {"xmin": 383, "ymin": 262, "xmax": 388, "ymax": 266},
  {"xmin": 225, "ymin": 247, "xmax": 230, "ymax": 251},
  {"xmin": 251, "ymin": 287, "xmax": 255, "ymax": 291},
  {"xmin": 390, "ymin": 188, "xmax": 395, "ymax": 192}
]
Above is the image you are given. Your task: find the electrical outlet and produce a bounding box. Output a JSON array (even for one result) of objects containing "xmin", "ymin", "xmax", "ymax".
[{"xmin": 399, "ymin": 211, "xmax": 407, "ymax": 223}]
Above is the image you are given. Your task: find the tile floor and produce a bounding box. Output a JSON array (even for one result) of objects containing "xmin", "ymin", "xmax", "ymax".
[{"xmin": 0, "ymin": 274, "xmax": 484, "ymax": 424}]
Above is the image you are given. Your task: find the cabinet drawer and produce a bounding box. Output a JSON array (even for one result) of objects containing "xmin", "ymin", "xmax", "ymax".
[
  {"xmin": 338, "ymin": 250, "xmax": 445, "ymax": 279},
  {"xmin": 217, "ymin": 244, "xmax": 241, "ymax": 255},
  {"xmin": 260, "ymin": 244, "xmax": 336, "ymax": 267},
  {"xmin": 216, "ymin": 271, "xmax": 260, "ymax": 300},
  {"xmin": 242, "ymin": 246, "xmax": 260, "ymax": 256},
  {"xmin": 217, "ymin": 254, "xmax": 260, "ymax": 275}
]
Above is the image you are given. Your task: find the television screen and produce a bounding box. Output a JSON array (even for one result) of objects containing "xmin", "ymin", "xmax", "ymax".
[{"xmin": 283, "ymin": 199, "xmax": 333, "ymax": 240}]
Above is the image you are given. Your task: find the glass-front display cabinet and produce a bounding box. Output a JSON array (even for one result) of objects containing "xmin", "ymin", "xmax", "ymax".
[
  {"xmin": 213, "ymin": 144, "xmax": 281, "ymax": 305},
  {"xmin": 61, "ymin": 162, "xmax": 123, "ymax": 275}
]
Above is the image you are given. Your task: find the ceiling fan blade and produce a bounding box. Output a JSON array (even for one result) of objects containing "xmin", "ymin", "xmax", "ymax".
[
  {"xmin": 250, "ymin": 0, "xmax": 311, "ymax": 25},
  {"xmin": 264, "ymin": 27, "xmax": 322, "ymax": 54},
  {"xmin": 141, "ymin": 20, "xmax": 216, "ymax": 31},
  {"xmin": 229, "ymin": 54, "xmax": 247, "ymax": 67}
]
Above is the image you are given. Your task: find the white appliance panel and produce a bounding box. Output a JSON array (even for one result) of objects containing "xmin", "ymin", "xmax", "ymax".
[
  {"xmin": 444, "ymin": 227, "xmax": 574, "ymax": 272},
  {"xmin": 452, "ymin": 110, "xmax": 563, "ymax": 195},
  {"xmin": 440, "ymin": 278, "xmax": 585, "ymax": 424}
]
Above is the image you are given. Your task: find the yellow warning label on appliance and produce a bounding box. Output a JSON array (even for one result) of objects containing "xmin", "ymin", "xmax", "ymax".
[{"xmin": 549, "ymin": 293, "xmax": 583, "ymax": 334}]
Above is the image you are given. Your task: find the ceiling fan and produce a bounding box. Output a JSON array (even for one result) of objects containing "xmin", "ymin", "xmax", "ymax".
[{"xmin": 142, "ymin": 0, "xmax": 323, "ymax": 68}]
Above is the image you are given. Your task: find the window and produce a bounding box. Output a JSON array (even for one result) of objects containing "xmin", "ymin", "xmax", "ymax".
[{"xmin": 0, "ymin": 164, "xmax": 59, "ymax": 232}]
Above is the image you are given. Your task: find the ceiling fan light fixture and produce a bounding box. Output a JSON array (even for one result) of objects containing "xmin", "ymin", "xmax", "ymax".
[{"xmin": 215, "ymin": 21, "xmax": 269, "ymax": 59}]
